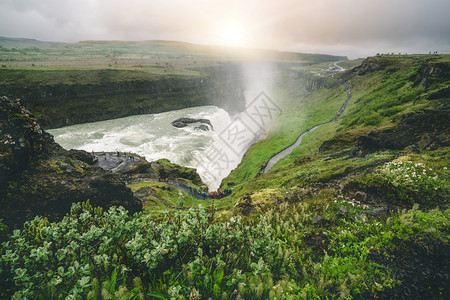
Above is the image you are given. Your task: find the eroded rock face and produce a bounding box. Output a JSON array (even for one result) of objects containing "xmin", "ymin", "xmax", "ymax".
[
  {"xmin": 352, "ymin": 57, "xmax": 391, "ymax": 75},
  {"xmin": 358, "ymin": 110, "xmax": 450, "ymax": 153},
  {"xmin": 410, "ymin": 60, "xmax": 450, "ymax": 88},
  {"xmin": 0, "ymin": 96, "xmax": 142, "ymax": 228},
  {"xmin": 0, "ymin": 65, "xmax": 247, "ymax": 129},
  {"xmin": 152, "ymin": 158, "xmax": 204, "ymax": 186}
]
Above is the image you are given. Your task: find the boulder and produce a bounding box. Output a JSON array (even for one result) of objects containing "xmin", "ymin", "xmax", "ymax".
[
  {"xmin": 354, "ymin": 191, "xmax": 367, "ymax": 202},
  {"xmin": 365, "ymin": 207, "xmax": 390, "ymax": 218},
  {"xmin": 338, "ymin": 206, "xmax": 348, "ymax": 218},
  {"xmin": 171, "ymin": 117, "xmax": 213, "ymax": 130},
  {"xmin": 194, "ymin": 124, "xmax": 210, "ymax": 131}
]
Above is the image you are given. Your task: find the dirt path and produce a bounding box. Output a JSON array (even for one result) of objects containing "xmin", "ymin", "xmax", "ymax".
[{"xmin": 263, "ymin": 69, "xmax": 351, "ymax": 173}]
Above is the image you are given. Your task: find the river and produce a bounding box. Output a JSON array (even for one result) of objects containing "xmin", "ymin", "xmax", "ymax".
[{"xmin": 48, "ymin": 105, "xmax": 263, "ymax": 190}]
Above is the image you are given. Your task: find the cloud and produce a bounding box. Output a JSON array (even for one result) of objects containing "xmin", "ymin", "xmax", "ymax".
[{"xmin": 0, "ymin": 0, "xmax": 449, "ymax": 58}]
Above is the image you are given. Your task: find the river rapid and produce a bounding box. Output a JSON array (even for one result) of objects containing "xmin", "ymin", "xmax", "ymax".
[{"xmin": 48, "ymin": 106, "xmax": 254, "ymax": 190}]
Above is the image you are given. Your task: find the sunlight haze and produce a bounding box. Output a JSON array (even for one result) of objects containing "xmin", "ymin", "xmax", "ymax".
[{"xmin": 1, "ymin": 0, "xmax": 449, "ymax": 58}]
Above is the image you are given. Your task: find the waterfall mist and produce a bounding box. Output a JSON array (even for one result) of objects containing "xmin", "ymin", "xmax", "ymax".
[{"xmin": 195, "ymin": 60, "xmax": 281, "ymax": 190}]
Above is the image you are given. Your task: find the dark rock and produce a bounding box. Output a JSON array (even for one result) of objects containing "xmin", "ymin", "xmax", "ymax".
[
  {"xmin": 407, "ymin": 144, "xmax": 421, "ymax": 154},
  {"xmin": 417, "ymin": 133, "xmax": 434, "ymax": 149},
  {"xmin": 172, "ymin": 121, "xmax": 187, "ymax": 128},
  {"xmin": 427, "ymin": 87, "xmax": 450, "ymax": 100},
  {"xmin": 320, "ymin": 147, "xmax": 359, "ymax": 159},
  {"xmin": 365, "ymin": 207, "xmax": 389, "ymax": 218},
  {"xmin": 338, "ymin": 206, "xmax": 348, "ymax": 218},
  {"xmin": 291, "ymin": 188, "xmax": 314, "ymax": 202},
  {"xmin": 360, "ymin": 240, "xmax": 450, "ymax": 299},
  {"xmin": 68, "ymin": 149, "xmax": 97, "ymax": 165},
  {"xmin": 353, "ymin": 214, "xmax": 369, "ymax": 223},
  {"xmin": 410, "ymin": 60, "xmax": 450, "ymax": 88},
  {"xmin": 358, "ymin": 110, "xmax": 450, "ymax": 153},
  {"xmin": 352, "ymin": 57, "xmax": 391, "ymax": 75},
  {"xmin": 194, "ymin": 124, "xmax": 210, "ymax": 131},
  {"xmin": 0, "ymin": 97, "xmax": 142, "ymax": 228},
  {"xmin": 294, "ymin": 155, "xmax": 313, "ymax": 166},
  {"xmin": 152, "ymin": 158, "xmax": 203, "ymax": 185},
  {"xmin": 171, "ymin": 117, "xmax": 213, "ymax": 130},
  {"xmin": 354, "ymin": 191, "xmax": 367, "ymax": 202},
  {"xmin": 318, "ymin": 139, "xmax": 353, "ymax": 153}
]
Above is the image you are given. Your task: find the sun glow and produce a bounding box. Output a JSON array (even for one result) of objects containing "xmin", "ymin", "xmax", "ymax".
[{"xmin": 219, "ymin": 21, "xmax": 247, "ymax": 47}]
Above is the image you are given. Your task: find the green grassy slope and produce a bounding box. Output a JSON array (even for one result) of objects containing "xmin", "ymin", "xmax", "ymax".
[
  {"xmin": 222, "ymin": 55, "xmax": 449, "ymax": 198},
  {"xmin": 0, "ymin": 55, "xmax": 448, "ymax": 299}
]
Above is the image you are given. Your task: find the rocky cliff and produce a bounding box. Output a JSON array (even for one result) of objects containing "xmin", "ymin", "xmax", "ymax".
[
  {"xmin": 0, "ymin": 64, "xmax": 246, "ymax": 129},
  {"xmin": 0, "ymin": 96, "xmax": 142, "ymax": 228}
]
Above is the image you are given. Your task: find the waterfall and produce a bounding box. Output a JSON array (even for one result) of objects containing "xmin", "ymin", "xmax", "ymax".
[
  {"xmin": 192, "ymin": 89, "xmax": 280, "ymax": 190},
  {"xmin": 48, "ymin": 103, "xmax": 279, "ymax": 191}
]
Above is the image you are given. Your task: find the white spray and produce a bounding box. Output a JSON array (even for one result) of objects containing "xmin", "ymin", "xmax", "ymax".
[{"xmin": 195, "ymin": 60, "xmax": 280, "ymax": 190}]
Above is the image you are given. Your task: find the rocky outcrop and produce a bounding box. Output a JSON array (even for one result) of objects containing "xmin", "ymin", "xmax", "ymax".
[
  {"xmin": 352, "ymin": 57, "xmax": 391, "ymax": 75},
  {"xmin": 171, "ymin": 117, "xmax": 213, "ymax": 130},
  {"xmin": 358, "ymin": 109, "xmax": 449, "ymax": 153},
  {"xmin": 410, "ymin": 60, "xmax": 450, "ymax": 88},
  {"xmin": 152, "ymin": 159, "xmax": 203, "ymax": 186},
  {"xmin": 0, "ymin": 96, "xmax": 142, "ymax": 228},
  {"xmin": 318, "ymin": 109, "xmax": 449, "ymax": 156}
]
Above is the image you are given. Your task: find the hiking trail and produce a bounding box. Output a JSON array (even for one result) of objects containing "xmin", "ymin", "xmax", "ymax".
[{"xmin": 263, "ymin": 65, "xmax": 350, "ymax": 173}]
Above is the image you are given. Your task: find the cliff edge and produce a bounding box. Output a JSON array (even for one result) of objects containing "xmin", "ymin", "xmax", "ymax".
[{"xmin": 0, "ymin": 96, "xmax": 142, "ymax": 228}]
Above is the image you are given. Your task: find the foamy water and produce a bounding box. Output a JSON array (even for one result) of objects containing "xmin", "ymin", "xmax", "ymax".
[
  {"xmin": 48, "ymin": 106, "xmax": 236, "ymax": 190},
  {"xmin": 49, "ymin": 89, "xmax": 279, "ymax": 190}
]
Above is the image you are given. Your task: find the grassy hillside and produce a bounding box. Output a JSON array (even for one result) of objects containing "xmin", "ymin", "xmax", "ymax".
[
  {"xmin": 0, "ymin": 38, "xmax": 346, "ymax": 69},
  {"xmin": 223, "ymin": 55, "xmax": 449, "ymax": 193},
  {"xmin": 0, "ymin": 54, "xmax": 448, "ymax": 299}
]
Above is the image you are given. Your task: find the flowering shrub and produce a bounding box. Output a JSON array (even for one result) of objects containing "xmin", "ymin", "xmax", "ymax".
[
  {"xmin": 0, "ymin": 198, "xmax": 448, "ymax": 299},
  {"xmin": 349, "ymin": 160, "xmax": 449, "ymax": 206},
  {"xmin": 380, "ymin": 160, "xmax": 443, "ymax": 189},
  {"xmin": 0, "ymin": 201, "xmax": 274, "ymax": 299}
]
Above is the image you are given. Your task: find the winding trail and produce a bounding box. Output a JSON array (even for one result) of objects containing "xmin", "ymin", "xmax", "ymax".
[{"xmin": 263, "ymin": 68, "xmax": 351, "ymax": 173}]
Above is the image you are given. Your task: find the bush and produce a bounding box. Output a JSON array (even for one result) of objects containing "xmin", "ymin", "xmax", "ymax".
[
  {"xmin": 0, "ymin": 201, "xmax": 273, "ymax": 299},
  {"xmin": 348, "ymin": 160, "xmax": 449, "ymax": 207},
  {"xmin": 1, "ymin": 199, "xmax": 447, "ymax": 299}
]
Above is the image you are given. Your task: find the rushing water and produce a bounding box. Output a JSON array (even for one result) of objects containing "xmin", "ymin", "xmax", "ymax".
[
  {"xmin": 48, "ymin": 106, "xmax": 236, "ymax": 190},
  {"xmin": 48, "ymin": 85, "xmax": 280, "ymax": 190}
]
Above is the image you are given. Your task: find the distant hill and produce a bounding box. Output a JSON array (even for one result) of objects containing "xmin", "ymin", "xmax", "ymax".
[
  {"xmin": 0, "ymin": 36, "xmax": 347, "ymax": 62},
  {"xmin": 0, "ymin": 36, "xmax": 59, "ymax": 47}
]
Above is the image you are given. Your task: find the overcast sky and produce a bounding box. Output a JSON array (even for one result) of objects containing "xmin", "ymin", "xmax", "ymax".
[{"xmin": 1, "ymin": 0, "xmax": 449, "ymax": 58}]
